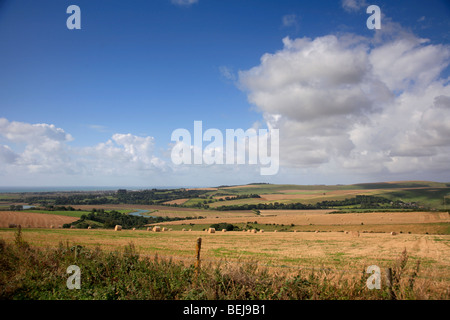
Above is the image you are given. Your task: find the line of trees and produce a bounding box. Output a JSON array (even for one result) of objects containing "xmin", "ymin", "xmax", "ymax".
[
  {"xmin": 209, "ymin": 223, "xmax": 240, "ymax": 231},
  {"xmin": 115, "ymin": 189, "xmax": 210, "ymax": 204},
  {"xmin": 217, "ymin": 194, "xmax": 261, "ymax": 201},
  {"xmin": 23, "ymin": 189, "xmax": 212, "ymax": 206},
  {"xmin": 214, "ymin": 195, "xmax": 410, "ymax": 211},
  {"xmin": 63, "ymin": 208, "xmax": 191, "ymax": 229},
  {"xmin": 8, "ymin": 205, "xmax": 23, "ymax": 211}
]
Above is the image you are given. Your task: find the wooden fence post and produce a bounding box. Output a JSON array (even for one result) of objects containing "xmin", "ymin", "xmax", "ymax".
[
  {"xmin": 195, "ymin": 237, "xmax": 202, "ymax": 277},
  {"xmin": 385, "ymin": 267, "xmax": 395, "ymax": 300}
]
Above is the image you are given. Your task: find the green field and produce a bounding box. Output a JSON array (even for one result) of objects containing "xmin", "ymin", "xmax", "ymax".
[
  {"xmin": 196, "ymin": 181, "xmax": 450, "ymax": 209},
  {"xmin": 23, "ymin": 210, "xmax": 90, "ymax": 218},
  {"xmin": 1, "ymin": 181, "xmax": 449, "ymax": 210}
]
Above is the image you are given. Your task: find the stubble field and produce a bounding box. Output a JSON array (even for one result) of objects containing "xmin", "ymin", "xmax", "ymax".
[
  {"xmin": 0, "ymin": 211, "xmax": 79, "ymax": 228},
  {"xmin": 1, "ymin": 213, "xmax": 449, "ymax": 299},
  {"xmin": 0, "ymin": 226, "xmax": 448, "ymax": 285},
  {"xmin": 1, "ymin": 182, "xmax": 449, "ymax": 299}
]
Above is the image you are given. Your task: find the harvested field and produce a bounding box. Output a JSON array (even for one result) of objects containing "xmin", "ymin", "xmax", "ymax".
[
  {"xmin": 71, "ymin": 204, "xmax": 254, "ymax": 219},
  {"xmin": 71, "ymin": 204, "xmax": 199, "ymax": 212},
  {"xmin": 162, "ymin": 198, "xmax": 189, "ymax": 205},
  {"xmin": 0, "ymin": 211, "xmax": 78, "ymax": 228},
  {"xmin": 208, "ymin": 197, "xmax": 270, "ymax": 208},
  {"xmin": 261, "ymin": 189, "xmax": 383, "ymax": 201},
  {"xmin": 259, "ymin": 210, "xmax": 450, "ymax": 225},
  {"xmin": 157, "ymin": 210, "xmax": 450, "ymax": 227},
  {"xmin": 207, "ymin": 188, "xmax": 392, "ymax": 207},
  {"xmin": 213, "ymin": 195, "xmax": 238, "ymax": 200},
  {"xmin": 1, "ymin": 181, "xmax": 448, "ymax": 300},
  {"xmin": 0, "ymin": 228, "xmax": 448, "ymax": 285}
]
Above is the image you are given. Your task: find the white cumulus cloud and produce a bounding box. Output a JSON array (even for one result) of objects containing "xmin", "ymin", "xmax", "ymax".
[
  {"xmin": 0, "ymin": 118, "xmax": 166, "ymax": 181},
  {"xmin": 238, "ymin": 25, "xmax": 450, "ymax": 179},
  {"xmin": 342, "ymin": 0, "xmax": 368, "ymax": 12},
  {"xmin": 171, "ymin": 0, "xmax": 198, "ymax": 7}
]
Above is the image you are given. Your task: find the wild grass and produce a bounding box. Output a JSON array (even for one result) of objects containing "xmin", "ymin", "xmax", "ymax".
[{"xmin": 0, "ymin": 227, "xmax": 448, "ymax": 300}]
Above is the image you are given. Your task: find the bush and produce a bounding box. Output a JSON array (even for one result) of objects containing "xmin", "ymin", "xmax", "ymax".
[{"xmin": 209, "ymin": 223, "xmax": 239, "ymax": 231}]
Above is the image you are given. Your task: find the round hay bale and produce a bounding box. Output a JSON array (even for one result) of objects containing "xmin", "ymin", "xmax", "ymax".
[
  {"xmin": 208, "ymin": 228, "xmax": 216, "ymax": 234},
  {"xmin": 222, "ymin": 229, "xmax": 226, "ymax": 232},
  {"xmin": 350, "ymin": 231, "xmax": 360, "ymax": 237},
  {"xmin": 147, "ymin": 227, "xmax": 151, "ymax": 231},
  {"xmin": 153, "ymin": 226, "xmax": 161, "ymax": 232},
  {"xmin": 114, "ymin": 225, "xmax": 122, "ymax": 231},
  {"xmin": 390, "ymin": 231, "xmax": 397, "ymax": 236},
  {"xmin": 259, "ymin": 229, "xmax": 264, "ymax": 233}
]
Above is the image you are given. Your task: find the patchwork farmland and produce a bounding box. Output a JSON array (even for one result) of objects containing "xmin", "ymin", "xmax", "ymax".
[{"xmin": 0, "ymin": 181, "xmax": 449, "ymax": 299}]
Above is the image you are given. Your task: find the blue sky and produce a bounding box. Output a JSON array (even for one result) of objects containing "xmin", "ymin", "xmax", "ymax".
[{"xmin": 0, "ymin": 0, "xmax": 450, "ymax": 187}]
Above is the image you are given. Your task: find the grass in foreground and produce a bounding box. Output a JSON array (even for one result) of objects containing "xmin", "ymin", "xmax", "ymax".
[{"xmin": 1, "ymin": 227, "xmax": 448, "ymax": 300}]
